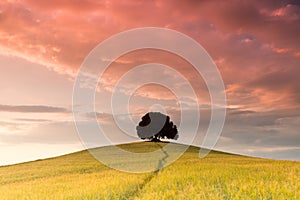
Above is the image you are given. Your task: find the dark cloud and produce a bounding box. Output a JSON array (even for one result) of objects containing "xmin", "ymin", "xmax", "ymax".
[
  {"xmin": 220, "ymin": 108, "xmax": 300, "ymax": 150},
  {"xmin": 228, "ymin": 109, "xmax": 257, "ymax": 115},
  {"xmin": 0, "ymin": 104, "xmax": 68, "ymax": 113},
  {"xmin": 13, "ymin": 118, "xmax": 52, "ymax": 122}
]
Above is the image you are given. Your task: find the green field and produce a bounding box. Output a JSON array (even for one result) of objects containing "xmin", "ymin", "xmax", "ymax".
[{"xmin": 0, "ymin": 142, "xmax": 299, "ymax": 199}]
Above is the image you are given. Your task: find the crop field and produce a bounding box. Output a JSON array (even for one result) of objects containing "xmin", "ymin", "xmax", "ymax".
[{"xmin": 0, "ymin": 142, "xmax": 299, "ymax": 199}]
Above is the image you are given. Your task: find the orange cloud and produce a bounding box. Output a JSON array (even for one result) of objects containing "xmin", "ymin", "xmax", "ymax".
[{"xmin": 0, "ymin": 0, "xmax": 299, "ymax": 112}]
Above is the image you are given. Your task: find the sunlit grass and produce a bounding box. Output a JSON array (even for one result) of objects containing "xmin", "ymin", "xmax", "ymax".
[{"xmin": 0, "ymin": 142, "xmax": 299, "ymax": 199}]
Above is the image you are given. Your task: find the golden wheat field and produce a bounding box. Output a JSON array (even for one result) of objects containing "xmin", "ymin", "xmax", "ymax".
[{"xmin": 0, "ymin": 142, "xmax": 299, "ymax": 199}]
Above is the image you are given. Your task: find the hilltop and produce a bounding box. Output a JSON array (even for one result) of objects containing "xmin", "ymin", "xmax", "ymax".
[{"xmin": 0, "ymin": 142, "xmax": 299, "ymax": 199}]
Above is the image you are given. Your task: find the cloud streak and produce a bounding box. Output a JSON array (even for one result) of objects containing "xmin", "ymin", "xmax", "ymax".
[{"xmin": 0, "ymin": 104, "xmax": 68, "ymax": 113}]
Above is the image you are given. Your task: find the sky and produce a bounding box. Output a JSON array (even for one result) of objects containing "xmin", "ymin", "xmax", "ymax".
[{"xmin": 0, "ymin": 0, "xmax": 300, "ymax": 165}]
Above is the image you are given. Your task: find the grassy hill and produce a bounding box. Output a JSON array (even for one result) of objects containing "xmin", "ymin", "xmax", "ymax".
[{"xmin": 0, "ymin": 142, "xmax": 299, "ymax": 199}]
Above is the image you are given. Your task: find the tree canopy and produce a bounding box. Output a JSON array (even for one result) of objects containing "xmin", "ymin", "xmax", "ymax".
[{"xmin": 136, "ymin": 112, "xmax": 178, "ymax": 141}]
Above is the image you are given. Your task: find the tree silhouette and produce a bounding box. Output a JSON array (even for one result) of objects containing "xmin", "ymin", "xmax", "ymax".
[{"xmin": 136, "ymin": 112, "xmax": 178, "ymax": 141}]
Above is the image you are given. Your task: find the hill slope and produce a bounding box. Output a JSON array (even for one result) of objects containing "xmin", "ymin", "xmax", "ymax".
[{"xmin": 0, "ymin": 142, "xmax": 299, "ymax": 199}]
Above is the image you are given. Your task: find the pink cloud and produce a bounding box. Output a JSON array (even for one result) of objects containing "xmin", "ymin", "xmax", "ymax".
[
  {"xmin": 271, "ymin": 4, "xmax": 300, "ymax": 20},
  {"xmin": 0, "ymin": 0, "xmax": 299, "ymax": 112}
]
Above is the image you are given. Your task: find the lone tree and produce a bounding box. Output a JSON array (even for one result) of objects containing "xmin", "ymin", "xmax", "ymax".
[{"xmin": 136, "ymin": 112, "xmax": 178, "ymax": 142}]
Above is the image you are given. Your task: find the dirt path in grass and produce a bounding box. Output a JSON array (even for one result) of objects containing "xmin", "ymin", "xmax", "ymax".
[{"xmin": 125, "ymin": 142, "xmax": 169, "ymax": 199}]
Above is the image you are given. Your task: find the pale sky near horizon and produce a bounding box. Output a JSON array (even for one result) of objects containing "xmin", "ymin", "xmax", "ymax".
[{"xmin": 1, "ymin": 0, "xmax": 300, "ymax": 165}]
